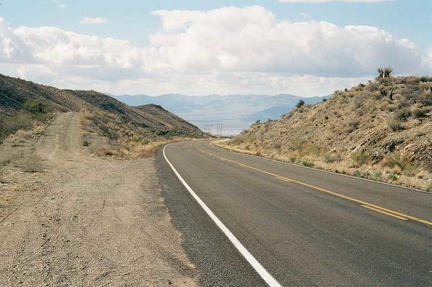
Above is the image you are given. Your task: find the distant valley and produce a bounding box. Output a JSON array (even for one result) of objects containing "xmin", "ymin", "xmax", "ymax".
[{"xmin": 113, "ymin": 94, "xmax": 326, "ymax": 135}]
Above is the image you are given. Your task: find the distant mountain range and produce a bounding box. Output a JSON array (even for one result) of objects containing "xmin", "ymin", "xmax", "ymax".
[{"xmin": 113, "ymin": 94, "xmax": 326, "ymax": 135}]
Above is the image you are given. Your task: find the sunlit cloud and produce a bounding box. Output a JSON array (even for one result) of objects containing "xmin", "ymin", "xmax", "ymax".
[
  {"xmin": 53, "ymin": 0, "xmax": 66, "ymax": 9},
  {"xmin": 0, "ymin": 5, "xmax": 428, "ymax": 96}
]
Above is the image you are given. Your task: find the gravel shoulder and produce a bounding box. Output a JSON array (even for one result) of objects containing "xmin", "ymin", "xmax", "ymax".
[{"xmin": 0, "ymin": 112, "xmax": 197, "ymax": 286}]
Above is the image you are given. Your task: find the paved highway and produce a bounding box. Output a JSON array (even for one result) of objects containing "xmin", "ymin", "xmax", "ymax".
[{"xmin": 157, "ymin": 141, "xmax": 432, "ymax": 286}]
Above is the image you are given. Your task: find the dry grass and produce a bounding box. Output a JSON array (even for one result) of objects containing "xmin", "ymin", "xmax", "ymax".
[
  {"xmin": 0, "ymin": 127, "xmax": 45, "ymax": 174},
  {"xmin": 80, "ymin": 109, "xmax": 199, "ymax": 159}
]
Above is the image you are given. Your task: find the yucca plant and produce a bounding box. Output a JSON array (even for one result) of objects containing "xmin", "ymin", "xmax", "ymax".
[{"xmin": 384, "ymin": 67, "xmax": 393, "ymax": 78}]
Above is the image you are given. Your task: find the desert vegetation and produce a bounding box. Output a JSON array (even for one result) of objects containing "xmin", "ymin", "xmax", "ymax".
[
  {"xmin": 80, "ymin": 108, "xmax": 168, "ymax": 158},
  {"xmin": 217, "ymin": 74, "xmax": 432, "ymax": 191},
  {"xmin": 0, "ymin": 98, "xmax": 51, "ymax": 181},
  {"xmin": 0, "ymin": 73, "xmax": 206, "ymax": 193},
  {"xmin": 0, "ymin": 74, "xmax": 205, "ymax": 161},
  {"xmin": 0, "ymin": 99, "xmax": 51, "ymax": 142}
]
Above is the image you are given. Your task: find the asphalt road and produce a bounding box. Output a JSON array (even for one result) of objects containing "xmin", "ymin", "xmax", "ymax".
[{"xmin": 156, "ymin": 141, "xmax": 432, "ymax": 287}]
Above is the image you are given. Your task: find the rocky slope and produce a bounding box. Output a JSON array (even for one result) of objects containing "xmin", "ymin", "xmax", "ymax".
[{"xmin": 219, "ymin": 76, "xmax": 432, "ymax": 191}]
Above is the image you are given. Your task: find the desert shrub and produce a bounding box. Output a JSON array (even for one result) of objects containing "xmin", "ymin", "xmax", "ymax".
[
  {"xmin": 402, "ymin": 165, "xmax": 417, "ymax": 177},
  {"xmin": 353, "ymin": 170, "xmax": 371, "ymax": 179},
  {"xmin": 296, "ymin": 100, "xmax": 305, "ymax": 108},
  {"xmin": 374, "ymin": 172, "xmax": 383, "ymax": 180},
  {"xmin": 420, "ymin": 76, "xmax": 432, "ymax": 83},
  {"xmin": 400, "ymin": 87, "xmax": 421, "ymax": 107},
  {"xmin": 387, "ymin": 173, "xmax": 398, "ymax": 181},
  {"xmin": 272, "ymin": 141, "xmax": 282, "ymax": 150},
  {"xmin": 411, "ymin": 108, "xmax": 429, "ymax": 119},
  {"xmin": 291, "ymin": 137, "xmax": 307, "ymax": 151},
  {"xmin": 24, "ymin": 99, "xmax": 51, "ymax": 122},
  {"xmin": 0, "ymin": 112, "xmax": 34, "ymax": 141},
  {"xmin": 347, "ymin": 119, "xmax": 360, "ymax": 132},
  {"xmin": 383, "ymin": 152, "xmax": 415, "ymax": 176},
  {"xmin": 302, "ymin": 160, "xmax": 314, "ymax": 168},
  {"xmin": 424, "ymin": 158, "xmax": 432, "ymax": 172},
  {"xmin": 405, "ymin": 77, "xmax": 421, "ymax": 85},
  {"xmin": 351, "ymin": 151, "xmax": 370, "ymax": 167},
  {"xmin": 394, "ymin": 108, "xmax": 411, "ymax": 121},
  {"xmin": 386, "ymin": 104, "xmax": 396, "ymax": 112},
  {"xmin": 24, "ymin": 98, "xmax": 47, "ymax": 114},
  {"xmin": 418, "ymin": 93, "xmax": 432, "ymax": 106},
  {"xmin": 387, "ymin": 118, "xmax": 403, "ymax": 131},
  {"xmin": 226, "ymin": 137, "xmax": 243, "ymax": 146},
  {"xmin": 324, "ymin": 152, "xmax": 340, "ymax": 163},
  {"xmin": 304, "ymin": 143, "xmax": 322, "ymax": 156},
  {"xmin": 367, "ymin": 82, "xmax": 379, "ymax": 92}
]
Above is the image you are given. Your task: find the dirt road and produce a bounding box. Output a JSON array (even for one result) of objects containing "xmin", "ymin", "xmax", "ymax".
[{"xmin": 0, "ymin": 112, "xmax": 197, "ymax": 286}]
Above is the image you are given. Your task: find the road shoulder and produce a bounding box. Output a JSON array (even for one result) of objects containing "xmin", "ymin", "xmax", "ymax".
[{"xmin": 0, "ymin": 112, "xmax": 198, "ymax": 286}]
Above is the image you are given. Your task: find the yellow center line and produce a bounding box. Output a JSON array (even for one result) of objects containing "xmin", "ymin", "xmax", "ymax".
[
  {"xmin": 274, "ymin": 175, "xmax": 293, "ymax": 183},
  {"xmin": 361, "ymin": 205, "xmax": 408, "ymax": 221},
  {"xmin": 195, "ymin": 145, "xmax": 432, "ymax": 227}
]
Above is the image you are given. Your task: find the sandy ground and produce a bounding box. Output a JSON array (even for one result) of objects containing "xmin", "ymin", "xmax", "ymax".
[{"xmin": 0, "ymin": 112, "xmax": 197, "ymax": 286}]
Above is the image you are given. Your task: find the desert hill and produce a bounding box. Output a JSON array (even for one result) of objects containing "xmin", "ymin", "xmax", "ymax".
[
  {"xmin": 0, "ymin": 75, "xmax": 201, "ymax": 285},
  {"xmin": 219, "ymin": 75, "xmax": 432, "ymax": 191},
  {"xmin": 0, "ymin": 74, "xmax": 205, "ymax": 158}
]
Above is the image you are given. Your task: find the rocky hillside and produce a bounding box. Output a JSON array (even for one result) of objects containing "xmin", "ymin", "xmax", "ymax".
[
  {"xmin": 0, "ymin": 74, "xmax": 205, "ymax": 158},
  {"xmin": 220, "ymin": 76, "xmax": 432, "ymax": 191}
]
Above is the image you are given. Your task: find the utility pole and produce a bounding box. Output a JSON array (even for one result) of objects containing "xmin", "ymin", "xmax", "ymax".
[
  {"xmin": 203, "ymin": 124, "xmax": 214, "ymax": 135},
  {"xmin": 216, "ymin": 123, "xmax": 223, "ymax": 138}
]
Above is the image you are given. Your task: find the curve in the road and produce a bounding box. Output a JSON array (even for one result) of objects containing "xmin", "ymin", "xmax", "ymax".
[
  {"xmin": 163, "ymin": 144, "xmax": 282, "ymax": 287},
  {"xmin": 196, "ymin": 144, "xmax": 432, "ymax": 227},
  {"xmin": 161, "ymin": 141, "xmax": 432, "ymax": 286}
]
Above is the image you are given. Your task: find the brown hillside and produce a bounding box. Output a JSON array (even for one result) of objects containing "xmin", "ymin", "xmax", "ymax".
[
  {"xmin": 0, "ymin": 74, "xmax": 82, "ymax": 113},
  {"xmin": 0, "ymin": 74, "xmax": 205, "ymax": 158},
  {"xmin": 220, "ymin": 76, "xmax": 432, "ymax": 191},
  {"xmin": 136, "ymin": 104, "xmax": 203, "ymax": 137}
]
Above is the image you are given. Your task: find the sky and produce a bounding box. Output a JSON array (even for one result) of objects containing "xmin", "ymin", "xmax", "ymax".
[{"xmin": 0, "ymin": 0, "xmax": 431, "ymax": 97}]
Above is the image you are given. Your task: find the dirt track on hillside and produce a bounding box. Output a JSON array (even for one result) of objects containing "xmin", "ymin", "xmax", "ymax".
[{"xmin": 0, "ymin": 112, "xmax": 197, "ymax": 286}]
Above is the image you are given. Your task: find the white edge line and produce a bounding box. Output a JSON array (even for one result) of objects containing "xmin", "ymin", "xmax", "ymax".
[{"xmin": 163, "ymin": 144, "xmax": 282, "ymax": 287}]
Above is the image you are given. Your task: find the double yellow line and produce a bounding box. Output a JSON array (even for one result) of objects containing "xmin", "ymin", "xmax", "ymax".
[{"xmin": 196, "ymin": 145, "xmax": 432, "ymax": 227}]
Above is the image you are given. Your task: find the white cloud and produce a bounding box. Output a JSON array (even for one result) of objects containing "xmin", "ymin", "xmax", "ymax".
[
  {"xmin": 53, "ymin": 0, "xmax": 66, "ymax": 9},
  {"xmin": 14, "ymin": 26, "xmax": 140, "ymax": 69},
  {"xmin": 0, "ymin": 6, "xmax": 428, "ymax": 97},
  {"xmin": 0, "ymin": 18, "xmax": 33, "ymax": 63},
  {"xmin": 148, "ymin": 6, "xmax": 422, "ymax": 76},
  {"xmin": 79, "ymin": 17, "xmax": 108, "ymax": 25}
]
